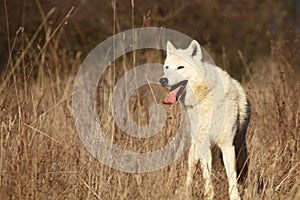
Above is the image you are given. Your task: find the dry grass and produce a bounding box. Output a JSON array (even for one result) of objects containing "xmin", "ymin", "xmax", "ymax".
[{"xmin": 1, "ymin": 4, "xmax": 300, "ymax": 200}]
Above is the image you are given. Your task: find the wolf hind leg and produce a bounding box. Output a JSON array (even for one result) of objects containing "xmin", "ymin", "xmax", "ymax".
[{"xmin": 220, "ymin": 145, "xmax": 241, "ymax": 200}]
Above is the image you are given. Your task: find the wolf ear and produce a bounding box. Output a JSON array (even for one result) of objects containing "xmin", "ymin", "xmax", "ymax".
[
  {"xmin": 166, "ymin": 41, "xmax": 176, "ymax": 55},
  {"xmin": 187, "ymin": 40, "xmax": 202, "ymax": 59}
]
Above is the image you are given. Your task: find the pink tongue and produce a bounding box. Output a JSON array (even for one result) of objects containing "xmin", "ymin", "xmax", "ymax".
[{"xmin": 162, "ymin": 87, "xmax": 181, "ymax": 104}]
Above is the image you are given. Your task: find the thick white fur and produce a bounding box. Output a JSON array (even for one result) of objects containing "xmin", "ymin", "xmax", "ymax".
[{"xmin": 162, "ymin": 40, "xmax": 250, "ymax": 200}]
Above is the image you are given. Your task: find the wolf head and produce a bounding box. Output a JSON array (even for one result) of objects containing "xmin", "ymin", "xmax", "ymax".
[{"xmin": 159, "ymin": 40, "xmax": 204, "ymax": 105}]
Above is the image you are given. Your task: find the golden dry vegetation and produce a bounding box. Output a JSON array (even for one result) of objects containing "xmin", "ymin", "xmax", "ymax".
[{"xmin": 0, "ymin": 0, "xmax": 299, "ymax": 199}]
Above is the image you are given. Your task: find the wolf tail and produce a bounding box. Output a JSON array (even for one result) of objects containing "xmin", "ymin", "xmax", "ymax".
[{"xmin": 234, "ymin": 86, "xmax": 251, "ymax": 182}]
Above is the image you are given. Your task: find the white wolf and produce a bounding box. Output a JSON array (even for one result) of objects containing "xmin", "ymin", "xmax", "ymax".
[{"xmin": 159, "ymin": 40, "xmax": 250, "ymax": 200}]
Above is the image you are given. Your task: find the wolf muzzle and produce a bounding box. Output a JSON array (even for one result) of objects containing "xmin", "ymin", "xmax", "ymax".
[{"xmin": 160, "ymin": 79, "xmax": 188, "ymax": 104}]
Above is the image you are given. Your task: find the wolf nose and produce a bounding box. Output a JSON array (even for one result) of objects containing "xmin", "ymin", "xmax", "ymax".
[{"xmin": 159, "ymin": 77, "xmax": 168, "ymax": 86}]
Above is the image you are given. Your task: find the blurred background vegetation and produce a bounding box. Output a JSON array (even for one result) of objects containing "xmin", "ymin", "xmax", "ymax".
[
  {"xmin": 0, "ymin": 0, "xmax": 299, "ymax": 78},
  {"xmin": 1, "ymin": 1, "xmax": 299, "ymax": 199}
]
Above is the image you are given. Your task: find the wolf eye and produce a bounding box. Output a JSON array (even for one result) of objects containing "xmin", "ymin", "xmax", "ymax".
[
  {"xmin": 165, "ymin": 66, "xmax": 169, "ymax": 69},
  {"xmin": 177, "ymin": 66, "xmax": 185, "ymax": 69}
]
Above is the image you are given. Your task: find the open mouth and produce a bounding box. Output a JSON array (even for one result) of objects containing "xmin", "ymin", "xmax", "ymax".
[{"xmin": 162, "ymin": 80, "xmax": 188, "ymax": 104}]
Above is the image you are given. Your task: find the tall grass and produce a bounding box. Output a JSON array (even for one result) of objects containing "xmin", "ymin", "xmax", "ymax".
[{"xmin": 0, "ymin": 2, "xmax": 299, "ymax": 200}]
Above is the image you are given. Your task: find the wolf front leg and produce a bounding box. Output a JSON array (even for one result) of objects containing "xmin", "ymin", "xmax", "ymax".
[
  {"xmin": 200, "ymin": 150, "xmax": 214, "ymax": 200},
  {"xmin": 220, "ymin": 145, "xmax": 241, "ymax": 200},
  {"xmin": 185, "ymin": 143, "xmax": 198, "ymax": 197},
  {"xmin": 185, "ymin": 143, "xmax": 214, "ymax": 200}
]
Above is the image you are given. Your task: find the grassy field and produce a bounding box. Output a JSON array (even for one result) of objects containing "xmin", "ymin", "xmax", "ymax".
[{"xmin": 1, "ymin": 1, "xmax": 300, "ymax": 200}]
